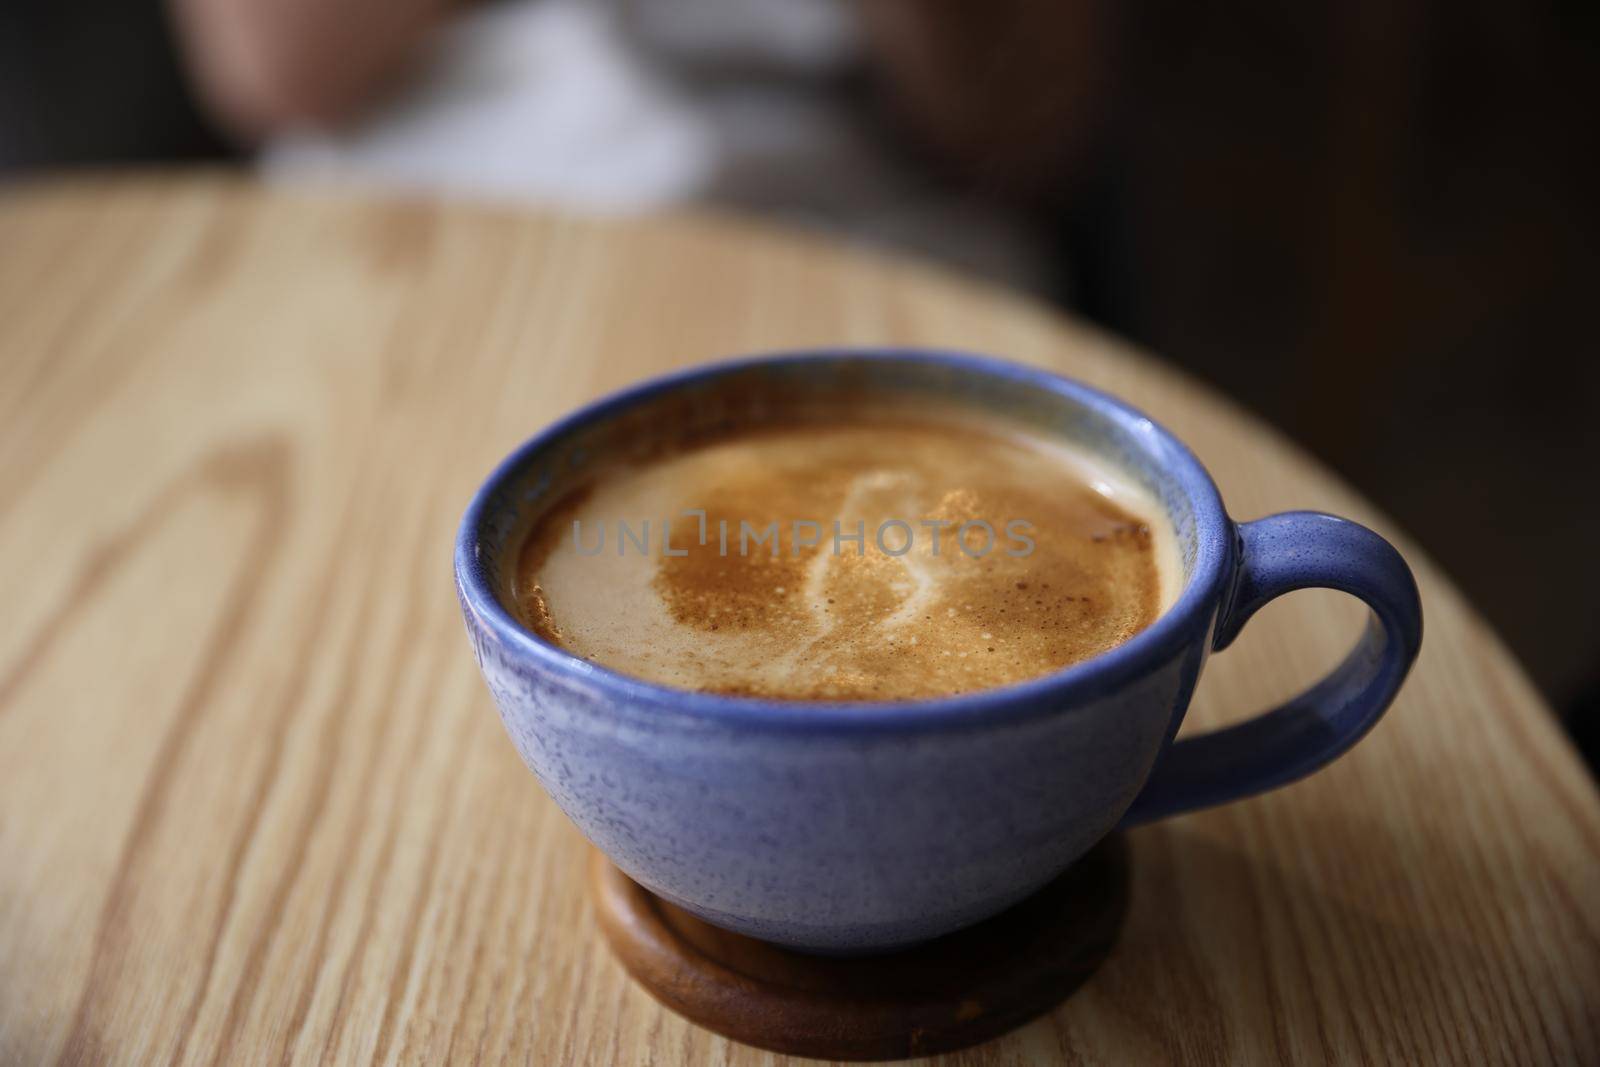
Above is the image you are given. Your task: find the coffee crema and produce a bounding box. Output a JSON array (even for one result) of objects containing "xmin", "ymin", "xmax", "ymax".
[{"xmin": 512, "ymin": 413, "xmax": 1178, "ymax": 700}]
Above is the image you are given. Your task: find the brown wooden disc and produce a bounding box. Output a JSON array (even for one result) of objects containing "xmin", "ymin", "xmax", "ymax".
[{"xmin": 590, "ymin": 836, "xmax": 1129, "ymax": 1061}]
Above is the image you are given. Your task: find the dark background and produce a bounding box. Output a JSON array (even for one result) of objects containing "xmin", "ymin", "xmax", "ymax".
[{"xmin": 4, "ymin": 0, "xmax": 1596, "ymax": 764}]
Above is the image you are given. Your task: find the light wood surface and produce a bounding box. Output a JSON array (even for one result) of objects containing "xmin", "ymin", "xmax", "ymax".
[{"xmin": 1, "ymin": 174, "xmax": 1596, "ymax": 1065}]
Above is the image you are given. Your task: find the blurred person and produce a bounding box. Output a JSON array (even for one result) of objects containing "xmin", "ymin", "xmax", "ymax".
[{"xmin": 172, "ymin": 0, "xmax": 1089, "ymax": 293}]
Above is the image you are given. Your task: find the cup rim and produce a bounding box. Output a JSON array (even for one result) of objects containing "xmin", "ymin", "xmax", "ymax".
[{"xmin": 454, "ymin": 349, "xmax": 1231, "ymax": 732}]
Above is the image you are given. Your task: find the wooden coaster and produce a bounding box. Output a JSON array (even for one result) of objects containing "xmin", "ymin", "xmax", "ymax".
[{"xmin": 591, "ymin": 837, "xmax": 1129, "ymax": 1061}]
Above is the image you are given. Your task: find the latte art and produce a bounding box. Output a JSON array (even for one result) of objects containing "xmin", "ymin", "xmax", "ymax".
[{"xmin": 514, "ymin": 414, "xmax": 1179, "ymax": 700}]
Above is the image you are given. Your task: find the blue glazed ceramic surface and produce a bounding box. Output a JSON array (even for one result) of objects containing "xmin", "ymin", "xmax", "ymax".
[{"xmin": 455, "ymin": 350, "xmax": 1423, "ymax": 952}]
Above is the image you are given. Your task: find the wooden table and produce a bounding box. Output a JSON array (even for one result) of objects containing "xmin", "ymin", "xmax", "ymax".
[{"xmin": 1, "ymin": 175, "xmax": 1596, "ymax": 1065}]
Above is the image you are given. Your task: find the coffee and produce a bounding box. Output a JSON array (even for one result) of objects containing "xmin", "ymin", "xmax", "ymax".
[{"xmin": 512, "ymin": 410, "xmax": 1178, "ymax": 700}]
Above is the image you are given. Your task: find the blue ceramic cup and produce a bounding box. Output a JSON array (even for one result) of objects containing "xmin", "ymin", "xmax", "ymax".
[{"xmin": 455, "ymin": 351, "xmax": 1422, "ymax": 953}]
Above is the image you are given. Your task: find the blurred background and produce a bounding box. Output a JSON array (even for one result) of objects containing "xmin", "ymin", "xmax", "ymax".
[{"xmin": 3, "ymin": 0, "xmax": 1597, "ymax": 764}]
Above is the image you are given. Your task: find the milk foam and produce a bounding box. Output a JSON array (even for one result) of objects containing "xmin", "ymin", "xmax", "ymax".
[{"xmin": 515, "ymin": 415, "xmax": 1180, "ymax": 700}]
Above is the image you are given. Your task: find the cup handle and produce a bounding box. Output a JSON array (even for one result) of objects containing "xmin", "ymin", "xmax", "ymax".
[{"xmin": 1120, "ymin": 511, "xmax": 1424, "ymax": 826}]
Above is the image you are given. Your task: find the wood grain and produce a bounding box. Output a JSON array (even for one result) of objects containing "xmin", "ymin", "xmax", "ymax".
[{"xmin": 0, "ymin": 173, "xmax": 1595, "ymax": 1065}]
